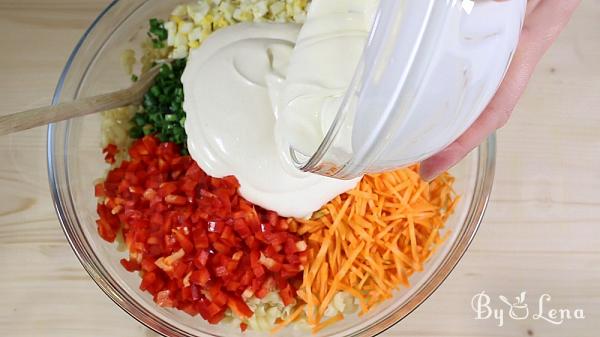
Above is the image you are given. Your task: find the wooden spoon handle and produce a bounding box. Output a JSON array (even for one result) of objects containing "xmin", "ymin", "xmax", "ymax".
[
  {"xmin": 0, "ymin": 65, "xmax": 161, "ymax": 136},
  {"xmin": 0, "ymin": 88, "xmax": 140, "ymax": 136}
]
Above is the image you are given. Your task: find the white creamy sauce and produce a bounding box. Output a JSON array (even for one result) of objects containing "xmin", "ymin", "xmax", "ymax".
[
  {"xmin": 183, "ymin": 1, "xmax": 377, "ymax": 218},
  {"xmin": 274, "ymin": 0, "xmax": 379, "ymax": 160}
]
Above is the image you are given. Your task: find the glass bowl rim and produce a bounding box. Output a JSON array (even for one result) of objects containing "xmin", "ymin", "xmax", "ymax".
[{"xmin": 46, "ymin": 1, "xmax": 496, "ymax": 336}]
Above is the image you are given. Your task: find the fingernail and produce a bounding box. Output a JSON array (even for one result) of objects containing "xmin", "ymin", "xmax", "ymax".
[
  {"xmin": 419, "ymin": 148, "xmax": 453, "ymax": 182},
  {"xmin": 419, "ymin": 164, "xmax": 439, "ymax": 182}
]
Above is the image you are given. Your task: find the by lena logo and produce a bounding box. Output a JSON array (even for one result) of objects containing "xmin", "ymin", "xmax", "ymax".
[{"xmin": 471, "ymin": 291, "xmax": 585, "ymax": 327}]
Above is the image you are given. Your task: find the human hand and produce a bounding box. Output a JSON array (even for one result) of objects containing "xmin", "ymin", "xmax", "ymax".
[{"xmin": 419, "ymin": 0, "xmax": 580, "ymax": 181}]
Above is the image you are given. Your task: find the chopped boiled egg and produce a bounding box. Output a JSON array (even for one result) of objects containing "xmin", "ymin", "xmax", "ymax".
[{"xmin": 164, "ymin": 0, "xmax": 309, "ymax": 59}]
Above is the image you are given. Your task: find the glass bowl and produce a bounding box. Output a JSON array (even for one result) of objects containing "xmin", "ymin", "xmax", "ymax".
[{"xmin": 47, "ymin": 1, "xmax": 496, "ymax": 336}]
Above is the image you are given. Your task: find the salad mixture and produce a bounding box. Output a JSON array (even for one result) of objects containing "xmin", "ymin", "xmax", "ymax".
[{"xmin": 96, "ymin": 0, "xmax": 458, "ymax": 333}]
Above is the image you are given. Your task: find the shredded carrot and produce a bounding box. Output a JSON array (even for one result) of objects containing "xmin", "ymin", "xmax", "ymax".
[
  {"xmin": 312, "ymin": 313, "xmax": 344, "ymax": 334},
  {"xmin": 292, "ymin": 164, "xmax": 458, "ymax": 329},
  {"xmin": 271, "ymin": 304, "xmax": 306, "ymax": 333}
]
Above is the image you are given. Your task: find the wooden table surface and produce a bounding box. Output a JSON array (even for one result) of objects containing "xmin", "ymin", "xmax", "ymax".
[{"xmin": 1, "ymin": 1, "xmax": 599, "ymax": 336}]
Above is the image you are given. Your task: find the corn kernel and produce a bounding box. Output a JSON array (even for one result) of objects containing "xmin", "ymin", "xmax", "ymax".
[
  {"xmin": 188, "ymin": 40, "xmax": 201, "ymax": 49},
  {"xmin": 170, "ymin": 15, "xmax": 183, "ymax": 24}
]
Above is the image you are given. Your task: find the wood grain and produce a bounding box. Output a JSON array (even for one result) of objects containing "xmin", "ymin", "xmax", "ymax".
[{"xmin": 0, "ymin": 1, "xmax": 599, "ymax": 337}]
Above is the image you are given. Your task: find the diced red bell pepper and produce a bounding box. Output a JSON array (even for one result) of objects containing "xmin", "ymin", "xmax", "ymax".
[
  {"xmin": 227, "ymin": 296, "xmax": 253, "ymax": 318},
  {"xmin": 278, "ymin": 283, "xmax": 297, "ymax": 306},
  {"xmin": 95, "ymin": 136, "xmax": 304, "ymax": 328},
  {"xmin": 207, "ymin": 309, "xmax": 226, "ymax": 324},
  {"xmin": 209, "ymin": 285, "xmax": 229, "ymax": 307},
  {"xmin": 103, "ymin": 144, "xmax": 118, "ymax": 164},
  {"xmin": 94, "ymin": 183, "xmax": 106, "ymax": 197},
  {"xmin": 174, "ymin": 228, "xmax": 194, "ymax": 253},
  {"xmin": 190, "ymin": 268, "xmax": 211, "ymax": 286},
  {"xmin": 165, "ymin": 194, "xmax": 187, "ymax": 205},
  {"xmin": 120, "ymin": 258, "xmax": 140, "ymax": 272}
]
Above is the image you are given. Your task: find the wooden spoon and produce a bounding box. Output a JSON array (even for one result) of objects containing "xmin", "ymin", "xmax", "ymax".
[{"xmin": 0, "ymin": 65, "xmax": 162, "ymax": 136}]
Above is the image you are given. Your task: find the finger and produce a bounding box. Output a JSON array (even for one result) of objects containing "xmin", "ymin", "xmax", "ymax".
[
  {"xmin": 419, "ymin": 104, "xmax": 503, "ymax": 182},
  {"xmin": 521, "ymin": 0, "xmax": 581, "ymax": 57},
  {"xmin": 420, "ymin": 0, "xmax": 580, "ymax": 181}
]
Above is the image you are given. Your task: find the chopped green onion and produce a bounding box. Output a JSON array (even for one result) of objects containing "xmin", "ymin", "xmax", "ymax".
[
  {"xmin": 129, "ymin": 126, "xmax": 143, "ymax": 139},
  {"xmin": 134, "ymin": 114, "xmax": 146, "ymax": 126},
  {"xmin": 129, "ymin": 57, "xmax": 189, "ymax": 153},
  {"xmin": 165, "ymin": 114, "xmax": 178, "ymax": 122},
  {"xmin": 142, "ymin": 124, "xmax": 154, "ymax": 135},
  {"xmin": 147, "ymin": 18, "xmax": 168, "ymax": 50}
]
